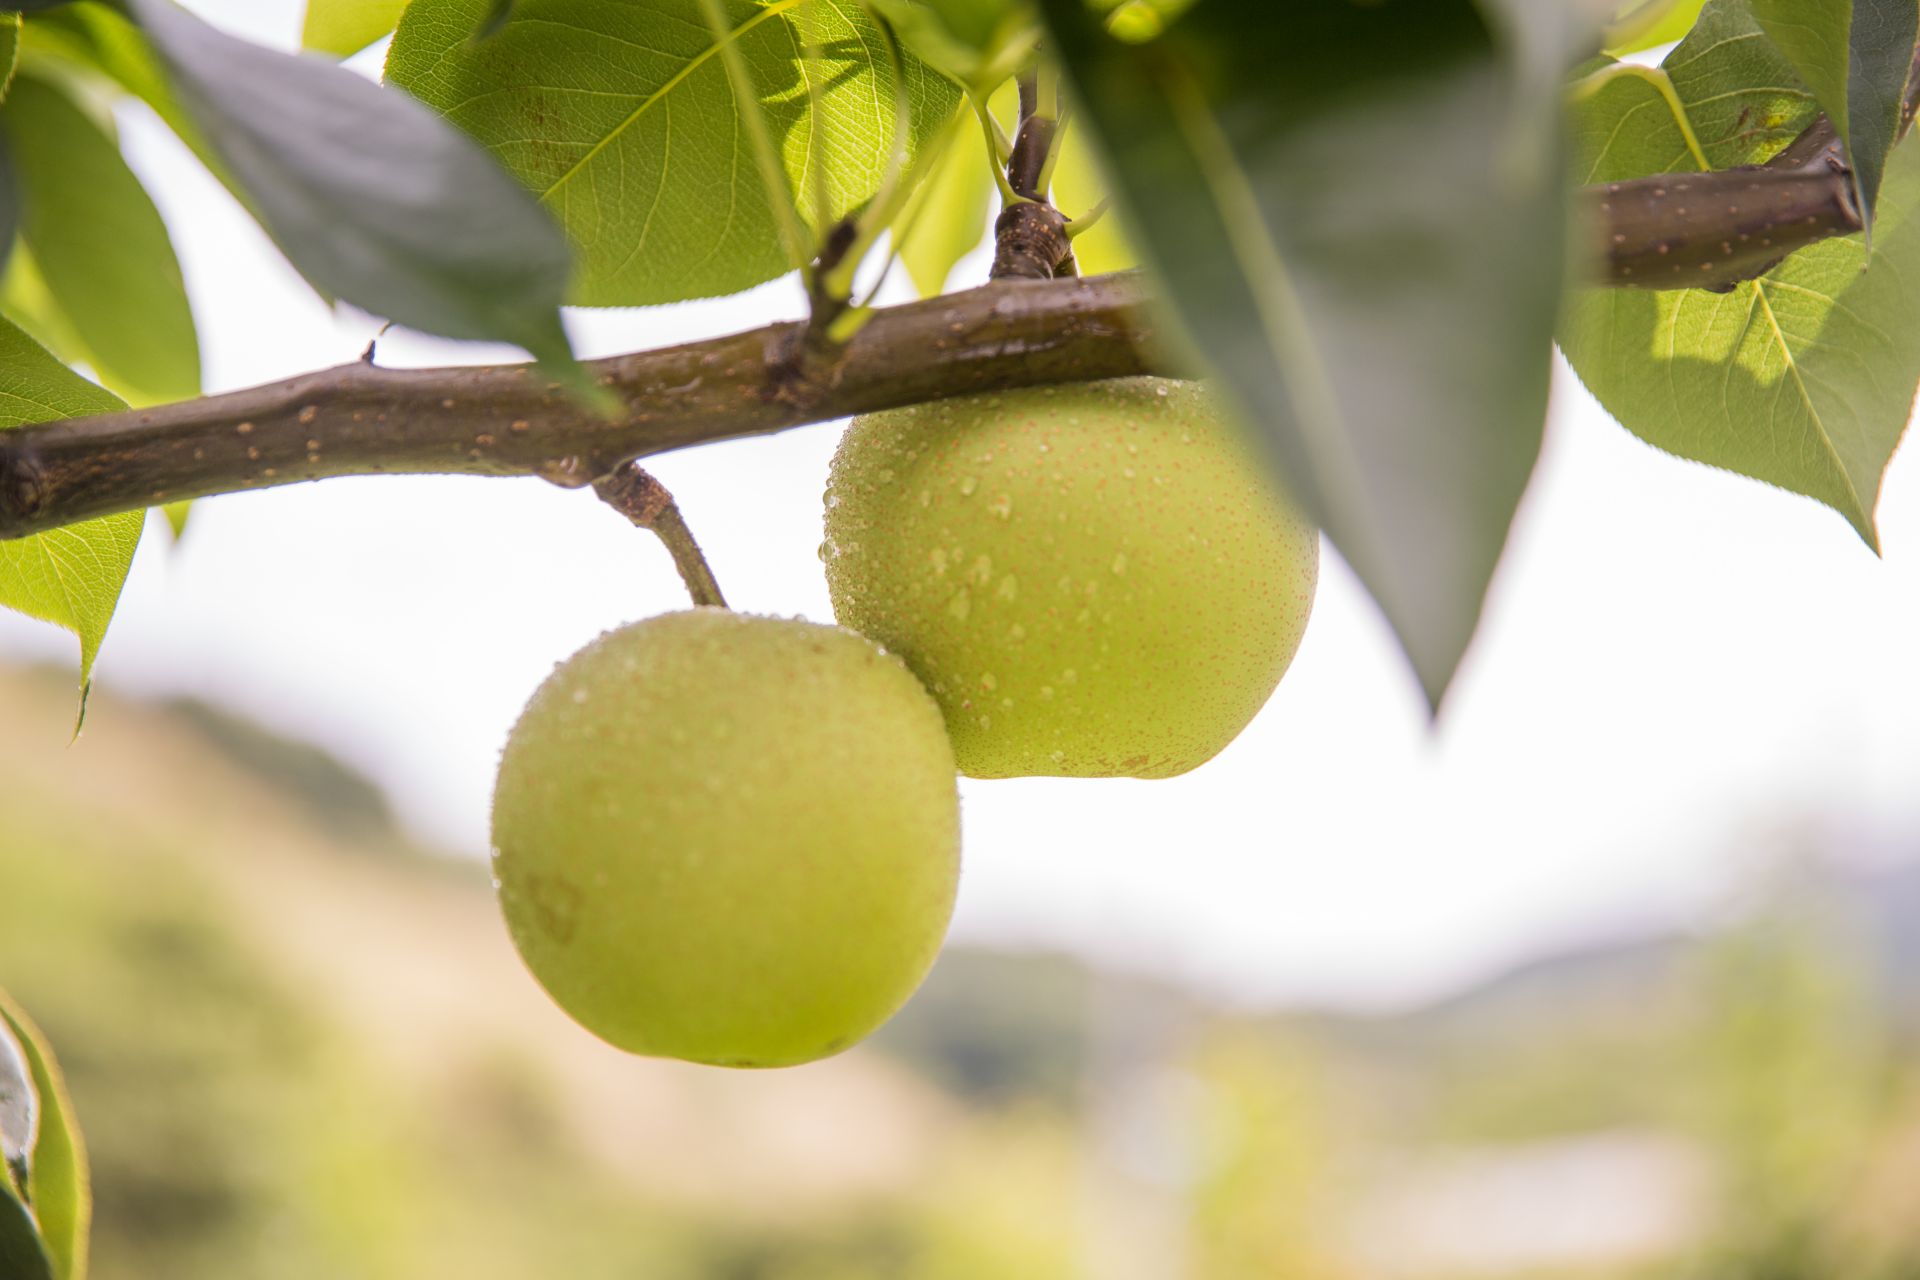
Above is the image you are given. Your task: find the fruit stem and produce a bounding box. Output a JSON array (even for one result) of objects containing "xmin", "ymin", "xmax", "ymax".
[
  {"xmin": 593, "ymin": 463, "xmax": 730, "ymax": 609},
  {"xmin": 989, "ymin": 66, "xmax": 1075, "ymax": 280}
]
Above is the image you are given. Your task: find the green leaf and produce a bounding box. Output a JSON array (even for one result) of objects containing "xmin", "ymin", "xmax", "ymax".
[
  {"xmin": 866, "ymin": 0, "xmax": 1036, "ymax": 91},
  {"xmin": 1036, "ymin": 0, "xmax": 1567, "ymax": 707},
  {"xmin": 0, "ymin": 316, "xmax": 140, "ymax": 701},
  {"xmin": 386, "ymin": 0, "xmax": 962, "ymax": 307},
  {"xmin": 1048, "ymin": 103, "xmax": 1136, "ymax": 276},
  {"xmin": 117, "ymin": 0, "xmax": 577, "ymax": 369},
  {"xmin": 0, "ymin": 15, "xmax": 20, "ymax": 102},
  {"xmin": 1567, "ymin": 2, "xmax": 1819, "ymax": 184},
  {"xmin": 301, "ymin": 0, "xmax": 411, "ymax": 56},
  {"xmin": 18, "ymin": 5, "xmax": 196, "ymax": 146},
  {"xmin": 1605, "ymin": 0, "xmax": 1709, "ymax": 53},
  {"xmin": 1748, "ymin": 0, "xmax": 1919, "ymax": 227},
  {"xmin": 894, "ymin": 109, "xmax": 990, "ymax": 296},
  {"xmin": 0, "ymin": 1021, "xmax": 31, "ymax": 1198},
  {"xmin": 0, "ymin": 992, "xmax": 86, "ymax": 1280},
  {"xmin": 0, "ymin": 1189, "xmax": 54, "ymax": 1280},
  {"xmin": 1, "ymin": 72, "xmax": 200, "ymax": 406},
  {"xmin": 1560, "ymin": 5, "xmax": 1917, "ymax": 550}
]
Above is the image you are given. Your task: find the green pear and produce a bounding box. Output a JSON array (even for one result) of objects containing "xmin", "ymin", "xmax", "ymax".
[
  {"xmin": 824, "ymin": 378, "xmax": 1317, "ymax": 778},
  {"xmin": 491, "ymin": 609, "xmax": 960, "ymax": 1068}
]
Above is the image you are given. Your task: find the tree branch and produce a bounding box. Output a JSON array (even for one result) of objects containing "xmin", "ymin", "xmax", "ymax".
[
  {"xmin": 1584, "ymin": 118, "xmax": 1862, "ymax": 290},
  {"xmin": 0, "ymin": 274, "xmax": 1176, "ymax": 540},
  {"xmin": 1588, "ymin": 38, "xmax": 1920, "ymax": 290},
  {"xmin": 9, "ymin": 67, "xmax": 1920, "ymax": 543},
  {"xmin": 594, "ymin": 462, "xmax": 729, "ymax": 609}
]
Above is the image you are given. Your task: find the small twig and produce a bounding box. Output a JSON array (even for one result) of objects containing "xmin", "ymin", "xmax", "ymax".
[
  {"xmin": 593, "ymin": 462, "xmax": 728, "ymax": 608},
  {"xmin": 1005, "ymin": 70, "xmax": 1056, "ymax": 200},
  {"xmin": 991, "ymin": 67, "xmax": 1071, "ymax": 279},
  {"xmin": 1066, "ymin": 196, "xmax": 1111, "ymax": 237}
]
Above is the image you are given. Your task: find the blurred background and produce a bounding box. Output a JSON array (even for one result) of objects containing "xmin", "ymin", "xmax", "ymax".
[{"xmin": 2, "ymin": 2, "xmax": 1919, "ymax": 1276}]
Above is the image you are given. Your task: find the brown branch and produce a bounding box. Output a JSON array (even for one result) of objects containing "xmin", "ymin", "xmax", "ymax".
[
  {"xmin": 10, "ymin": 57, "xmax": 1920, "ymax": 543},
  {"xmin": 1585, "ymin": 124, "xmax": 1861, "ymax": 290},
  {"xmin": 0, "ymin": 274, "xmax": 1175, "ymax": 541},
  {"xmin": 1589, "ymin": 37, "xmax": 1920, "ymax": 290},
  {"xmin": 593, "ymin": 462, "xmax": 728, "ymax": 609}
]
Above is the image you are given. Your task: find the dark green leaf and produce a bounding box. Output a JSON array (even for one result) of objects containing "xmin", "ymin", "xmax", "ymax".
[
  {"xmin": 0, "ymin": 316, "xmax": 141, "ymax": 702},
  {"xmin": 1036, "ymin": 0, "xmax": 1567, "ymax": 707},
  {"xmin": 1749, "ymin": 0, "xmax": 1919, "ymax": 226},
  {"xmin": 0, "ymin": 995, "xmax": 85, "ymax": 1280},
  {"xmin": 387, "ymin": 0, "xmax": 961, "ymax": 307},
  {"xmin": 1560, "ymin": 3, "xmax": 1915, "ymax": 549},
  {"xmin": 0, "ymin": 1189, "xmax": 54, "ymax": 1280},
  {"xmin": 119, "ymin": 0, "xmax": 577, "ymax": 367},
  {"xmin": 0, "ymin": 14, "xmax": 19, "ymax": 102},
  {"xmin": 2, "ymin": 72, "xmax": 200, "ymax": 405}
]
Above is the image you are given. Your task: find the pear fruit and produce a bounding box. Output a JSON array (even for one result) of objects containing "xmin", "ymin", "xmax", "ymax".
[
  {"xmin": 824, "ymin": 378, "xmax": 1316, "ymax": 778},
  {"xmin": 491, "ymin": 609, "xmax": 960, "ymax": 1067}
]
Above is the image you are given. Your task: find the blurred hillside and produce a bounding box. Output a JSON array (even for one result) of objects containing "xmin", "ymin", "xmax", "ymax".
[{"xmin": 4, "ymin": 662, "xmax": 1920, "ymax": 1277}]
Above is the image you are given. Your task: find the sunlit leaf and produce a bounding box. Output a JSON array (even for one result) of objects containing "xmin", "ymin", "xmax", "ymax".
[
  {"xmin": 387, "ymin": 0, "xmax": 960, "ymax": 307},
  {"xmin": 1048, "ymin": 108, "xmax": 1136, "ymax": 276},
  {"xmin": 0, "ymin": 316, "xmax": 140, "ymax": 704},
  {"xmin": 1560, "ymin": 0, "xmax": 1914, "ymax": 548},
  {"xmin": 0, "ymin": 991, "xmax": 86, "ymax": 1280},
  {"xmin": 895, "ymin": 109, "xmax": 991, "ymax": 296},
  {"xmin": 1605, "ymin": 0, "xmax": 1708, "ymax": 53},
  {"xmin": 0, "ymin": 72, "xmax": 200, "ymax": 406},
  {"xmin": 301, "ymin": 0, "xmax": 409, "ymax": 55}
]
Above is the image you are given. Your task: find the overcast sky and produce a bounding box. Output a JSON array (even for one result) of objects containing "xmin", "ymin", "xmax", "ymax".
[{"xmin": 3, "ymin": 0, "xmax": 1917, "ymax": 1010}]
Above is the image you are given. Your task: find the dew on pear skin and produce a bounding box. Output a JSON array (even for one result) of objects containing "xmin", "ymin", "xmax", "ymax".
[
  {"xmin": 918, "ymin": 489, "xmax": 932, "ymax": 508},
  {"xmin": 1111, "ymin": 552, "xmax": 1129, "ymax": 576},
  {"xmin": 571, "ymin": 687, "xmax": 590, "ymax": 705},
  {"xmin": 876, "ymin": 467, "xmax": 895, "ymax": 484},
  {"xmin": 980, "ymin": 672, "xmax": 998, "ymax": 692},
  {"xmin": 988, "ymin": 493, "xmax": 1013, "ymax": 519},
  {"xmin": 948, "ymin": 587, "xmax": 972, "ymax": 621},
  {"xmin": 930, "ymin": 548, "xmax": 949, "ymax": 575},
  {"xmin": 997, "ymin": 576, "xmax": 1019, "ymax": 602},
  {"xmin": 977, "ymin": 715, "xmax": 992, "ymax": 730},
  {"xmin": 958, "ymin": 476, "xmax": 978, "ymax": 496},
  {"xmin": 1039, "ymin": 685, "xmax": 1054, "ymax": 700},
  {"xmin": 970, "ymin": 555, "xmax": 994, "ymax": 586}
]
